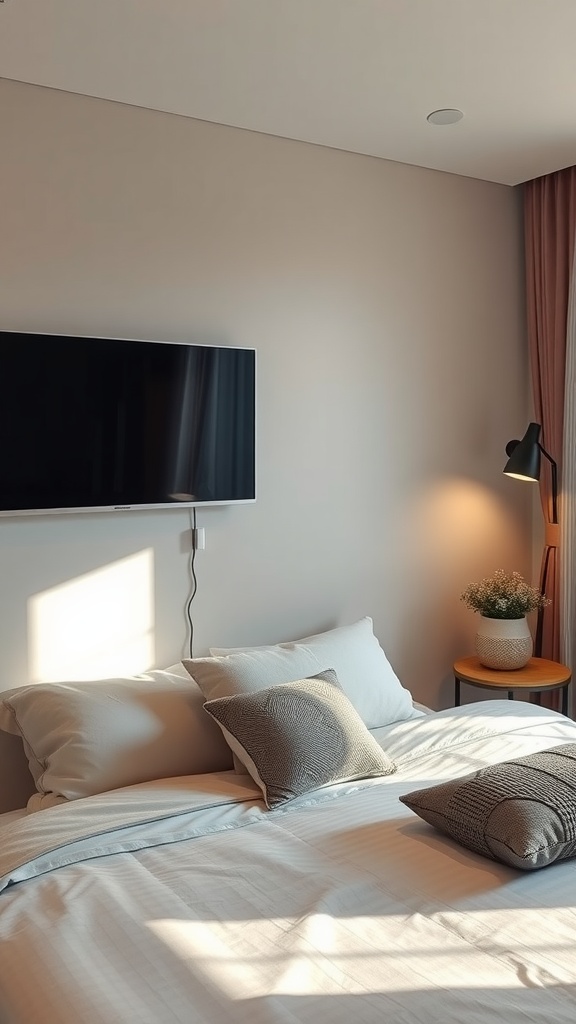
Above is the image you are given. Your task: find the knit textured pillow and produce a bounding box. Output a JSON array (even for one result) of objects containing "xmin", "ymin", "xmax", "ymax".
[
  {"xmin": 400, "ymin": 744, "xmax": 576, "ymax": 871},
  {"xmin": 203, "ymin": 669, "xmax": 396, "ymax": 808}
]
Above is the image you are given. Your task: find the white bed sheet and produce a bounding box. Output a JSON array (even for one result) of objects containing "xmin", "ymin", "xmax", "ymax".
[
  {"xmin": 0, "ymin": 809, "xmax": 26, "ymax": 826},
  {"xmin": 1, "ymin": 700, "xmax": 576, "ymax": 1024}
]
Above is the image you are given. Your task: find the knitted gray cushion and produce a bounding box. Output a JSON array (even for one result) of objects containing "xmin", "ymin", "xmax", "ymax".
[
  {"xmin": 203, "ymin": 669, "xmax": 396, "ymax": 808},
  {"xmin": 400, "ymin": 744, "xmax": 576, "ymax": 871}
]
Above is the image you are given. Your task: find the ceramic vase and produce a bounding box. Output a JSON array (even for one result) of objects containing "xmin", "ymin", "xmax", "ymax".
[{"xmin": 475, "ymin": 615, "xmax": 533, "ymax": 670}]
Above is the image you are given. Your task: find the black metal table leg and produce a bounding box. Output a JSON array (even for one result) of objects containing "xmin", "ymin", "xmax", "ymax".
[{"xmin": 455, "ymin": 677, "xmax": 460, "ymax": 706}]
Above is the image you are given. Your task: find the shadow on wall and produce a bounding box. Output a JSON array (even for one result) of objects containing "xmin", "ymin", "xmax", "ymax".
[{"xmin": 27, "ymin": 549, "xmax": 155, "ymax": 681}]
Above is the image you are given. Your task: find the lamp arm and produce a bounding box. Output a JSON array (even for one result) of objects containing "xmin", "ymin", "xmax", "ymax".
[{"xmin": 538, "ymin": 444, "xmax": 558, "ymax": 524}]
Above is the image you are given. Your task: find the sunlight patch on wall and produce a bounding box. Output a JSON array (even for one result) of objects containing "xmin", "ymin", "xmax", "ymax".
[{"xmin": 28, "ymin": 549, "xmax": 155, "ymax": 682}]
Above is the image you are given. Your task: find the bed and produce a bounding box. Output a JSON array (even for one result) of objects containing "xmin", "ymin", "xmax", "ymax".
[{"xmin": 1, "ymin": 617, "xmax": 575, "ymax": 1024}]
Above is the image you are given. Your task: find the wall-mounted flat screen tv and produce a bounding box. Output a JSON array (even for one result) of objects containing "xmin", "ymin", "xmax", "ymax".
[{"xmin": 0, "ymin": 332, "xmax": 256, "ymax": 516}]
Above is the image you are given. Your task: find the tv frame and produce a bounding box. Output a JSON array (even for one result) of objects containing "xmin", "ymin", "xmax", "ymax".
[{"xmin": 0, "ymin": 332, "xmax": 257, "ymax": 518}]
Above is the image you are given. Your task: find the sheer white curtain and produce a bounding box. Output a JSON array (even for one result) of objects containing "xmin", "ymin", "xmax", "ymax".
[{"xmin": 561, "ymin": 244, "xmax": 576, "ymax": 711}]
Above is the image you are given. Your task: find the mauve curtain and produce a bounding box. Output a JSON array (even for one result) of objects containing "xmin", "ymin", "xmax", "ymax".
[
  {"xmin": 524, "ymin": 167, "xmax": 576, "ymax": 669},
  {"xmin": 561, "ymin": 245, "xmax": 576, "ymax": 711}
]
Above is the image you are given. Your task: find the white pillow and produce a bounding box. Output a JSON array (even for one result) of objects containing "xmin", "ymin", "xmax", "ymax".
[
  {"xmin": 195, "ymin": 616, "xmax": 419, "ymax": 730},
  {"xmin": 0, "ymin": 665, "xmax": 233, "ymax": 807}
]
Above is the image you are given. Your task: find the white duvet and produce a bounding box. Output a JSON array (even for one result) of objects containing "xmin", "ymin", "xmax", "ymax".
[{"xmin": 1, "ymin": 700, "xmax": 576, "ymax": 1024}]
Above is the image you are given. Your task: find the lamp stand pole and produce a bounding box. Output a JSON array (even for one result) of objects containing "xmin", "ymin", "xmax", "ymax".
[
  {"xmin": 535, "ymin": 538, "xmax": 557, "ymax": 657},
  {"xmin": 534, "ymin": 447, "xmax": 559, "ymax": 659},
  {"xmin": 504, "ymin": 424, "xmax": 559, "ymax": 660}
]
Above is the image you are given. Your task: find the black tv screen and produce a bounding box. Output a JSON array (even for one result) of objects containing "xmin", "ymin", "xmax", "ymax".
[{"xmin": 0, "ymin": 332, "xmax": 256, "ymax": 516}]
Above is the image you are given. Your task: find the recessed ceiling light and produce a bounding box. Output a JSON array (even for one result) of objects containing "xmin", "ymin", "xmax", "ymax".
[{"xmin": 427, "ymin": 108, "xmax": 464, "ymax": 126}]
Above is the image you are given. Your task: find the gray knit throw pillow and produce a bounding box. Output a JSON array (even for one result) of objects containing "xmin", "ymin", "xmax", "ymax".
[
  {"xmin": 400, "ymin": 744, "xmax": 576, "ymax": 870},
  {"xmin": 204, "ymin": 669, "xmax": 396, "ymax": 808}
]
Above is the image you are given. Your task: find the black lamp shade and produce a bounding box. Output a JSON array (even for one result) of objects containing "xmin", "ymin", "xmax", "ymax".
[{"xmin": 504, "ymin": 422, "xmax": 542, "ymax": 481}]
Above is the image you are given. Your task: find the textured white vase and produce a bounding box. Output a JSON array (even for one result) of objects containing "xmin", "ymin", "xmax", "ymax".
[{"xmin": 475, "ymin": 615, "xmax": 533, "ymax": 670}]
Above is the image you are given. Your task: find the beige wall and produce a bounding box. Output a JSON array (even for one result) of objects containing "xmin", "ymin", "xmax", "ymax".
[{"xmin": 0, "ymin": 80, "xmax": 530, "ymax": 708}]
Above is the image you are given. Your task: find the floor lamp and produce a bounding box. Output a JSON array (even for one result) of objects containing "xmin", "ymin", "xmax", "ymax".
[{"xmin": 503, "ymin": 421, "xmax": 559, "ymax": 658}]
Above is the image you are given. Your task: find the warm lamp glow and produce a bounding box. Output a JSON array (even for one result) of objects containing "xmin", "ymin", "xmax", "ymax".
[
  {"xmin": 28, "ymin": 549, "xmax": 155, "ymax": 681},
  {"xmin": 404, "ymin": 479, "xmax": 512, "ymax": 563},
  {"xmin": 504, "ymin": 472, "xmax": 538, "ymax": 483}
]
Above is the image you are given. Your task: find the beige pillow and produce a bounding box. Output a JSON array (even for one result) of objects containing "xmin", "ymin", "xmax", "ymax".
[
  {"xmin": 0, "ymin": 666, "xmax": 233, "ymax": 806},
  {"xmin": 203, "ymin": 669, "xmax": 396, "ymax": 808},
  {"xmin": 400, "ymin": 744, "xmax": 576, "ymax": 871}
]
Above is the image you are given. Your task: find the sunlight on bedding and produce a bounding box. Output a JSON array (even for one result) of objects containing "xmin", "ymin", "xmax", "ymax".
[
  {"xmin": 28, "ymin": 549, "xmax": 155, "ymax": 681},
  {"xmin": 148, "ymin": 914, "xmax": 548, "ymax": 998}
]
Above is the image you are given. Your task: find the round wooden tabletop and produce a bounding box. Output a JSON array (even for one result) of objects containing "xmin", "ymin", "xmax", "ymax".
[{"xmin": 453, "ymin": 656, "xmax": 571, "ymax": 692}]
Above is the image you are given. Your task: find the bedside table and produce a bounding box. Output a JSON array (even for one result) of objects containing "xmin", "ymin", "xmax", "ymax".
[{"xmin": 453, "ymin": 656, "xmax": 571, "ymax": 716}]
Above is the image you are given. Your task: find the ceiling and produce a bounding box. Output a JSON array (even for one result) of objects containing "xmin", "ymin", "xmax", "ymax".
[{"xmin": 1, "ymin": 0, "xmax": 576, "ymax": 186}]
